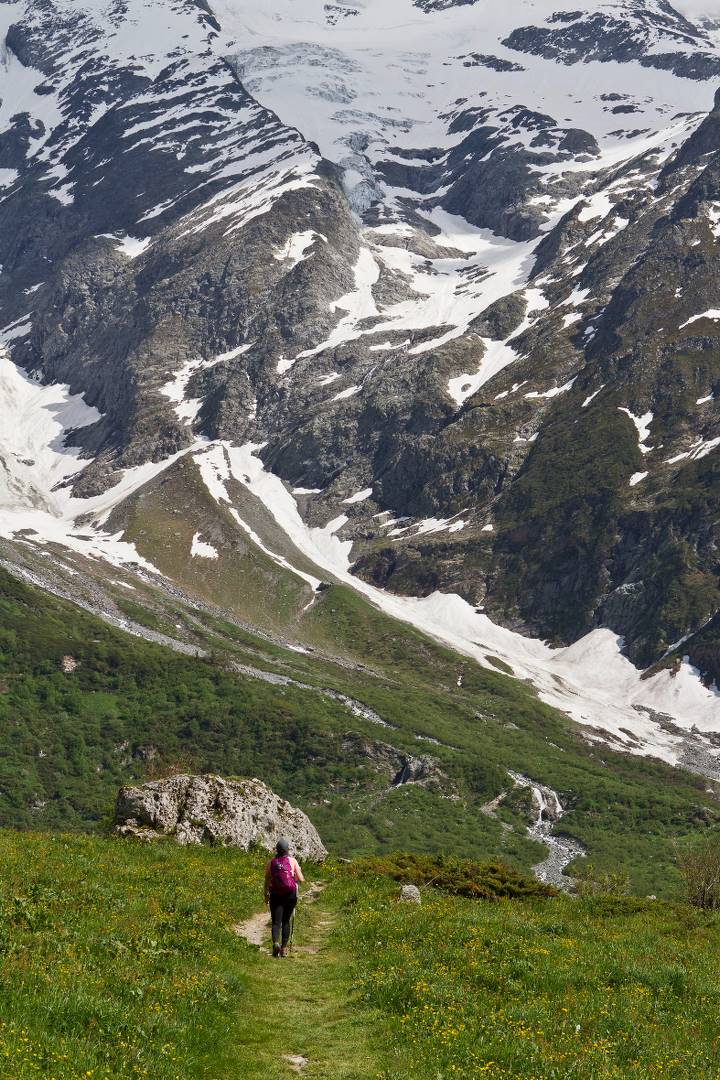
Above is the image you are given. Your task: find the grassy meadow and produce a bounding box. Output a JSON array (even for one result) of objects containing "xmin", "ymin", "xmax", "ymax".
[
  {"xmin": 338, "ymin": 867, "xmax": 720, "ymax": 1080},
  {"xmin": 0, "ymin": 833, "xmax": 265, "ymax": 1078},
  {"xmin": 2, "ymin": 833, "xmax": 720, "ymax": 1079},
  {"xmin": 0, "ymin": 832, "xmax": 385, "ymax": 1080}
]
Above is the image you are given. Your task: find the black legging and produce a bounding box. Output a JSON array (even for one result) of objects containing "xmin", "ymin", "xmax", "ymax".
[{"xmin": 270, "ymin": 891, "xmax": 297, "ymax": 947}]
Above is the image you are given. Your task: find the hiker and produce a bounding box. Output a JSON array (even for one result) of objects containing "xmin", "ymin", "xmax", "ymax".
[{"xmin": 264, "ymin": 837, "xmax": 305, "ymax": 958}]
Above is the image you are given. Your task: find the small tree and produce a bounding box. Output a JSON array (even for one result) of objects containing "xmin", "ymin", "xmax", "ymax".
[{"xmin": 676, "ymin": 837, "xmax": 720, "ymax": 909}]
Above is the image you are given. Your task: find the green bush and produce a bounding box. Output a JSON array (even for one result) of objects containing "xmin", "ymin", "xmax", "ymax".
[
  {"xmin": 344, "ymin": 852, "xmax": 557, "ymax": 899},
  {"xmin": 676, "ymin": 835, "xmax": 720, "ymax": 909},
  {"xmin": 574, "ymin": 861, "xmax": 631, "ymax": 898}
]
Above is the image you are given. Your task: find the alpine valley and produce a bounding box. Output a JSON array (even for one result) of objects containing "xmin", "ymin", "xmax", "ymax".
[{"xmin": 1, "ymin": 0, "xmax": 720, "ymax": 884}]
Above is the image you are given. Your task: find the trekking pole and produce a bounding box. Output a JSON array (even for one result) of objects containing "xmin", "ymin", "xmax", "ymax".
[{"xmin": 289, "ymin": 886, "xmax": 299, "ymax": 954}]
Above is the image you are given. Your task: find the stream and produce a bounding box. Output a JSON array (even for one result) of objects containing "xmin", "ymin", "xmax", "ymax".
[{"xmin": 508, "ymin": 771, "xmax": 586, "ymax": 891}]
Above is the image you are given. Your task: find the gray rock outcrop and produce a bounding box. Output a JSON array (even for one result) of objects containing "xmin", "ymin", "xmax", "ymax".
[
  {"xmin": 114, "ymin": 774, "xmax": 327, "ymax": 860},
  {"xmin": 340, "ymin": 732, "xmax": 455, "ymax": 795}
]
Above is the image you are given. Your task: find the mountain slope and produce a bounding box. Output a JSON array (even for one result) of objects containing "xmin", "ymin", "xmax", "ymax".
[{"xmin": 0, "ymin": 0, "xmax": 716, "ymax": 766}]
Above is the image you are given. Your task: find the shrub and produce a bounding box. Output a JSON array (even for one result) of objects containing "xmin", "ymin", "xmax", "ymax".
[
  {"xmin": 574, "ymin": 861, "xmax": 631, "ymax": 898},
  {"xmin": 142, "ymin": 751, "xmax": 198, "ymax": 782},
  {"xmin": 344, "ymin": 852, "xmax": 557, "ymax": 899},
  {"xmin": 676, "ymin": 836, "xmax": 720, "ymax": 909}
]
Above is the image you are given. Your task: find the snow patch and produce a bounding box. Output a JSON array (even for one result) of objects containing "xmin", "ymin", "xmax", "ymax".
[
  {"xmin": 667, "ymin": 435, "xmax": 720, "ymax": 464},
  {"xmin": 525, "ymin": 378, "xmax": 575, "ymax": 400},
  {"xmin": 618, "ymin": 408, "xmax": 654, "ymax": 454},
  {"xmin": 215, "ymin": 343, "xmax": 254, "ymax": 363},
  {"xmin": 276, "ymin": 355, "xmax": 295, "ymax": 375},
  {"xmin": 98, "ymin": 233, "xmax": 152, "ymax": 259},
  {"xmin": 331, "ymin": 384, "xmax": 361, "ymax": 401},
  {"xmin": 160, "ymin": 352, "xmax": 230, "ymax": 426},
  {"xmin": 325, "ymin": 514, "xmax": 348, "ymax": 534},
  {"xmin": 582, "ymin": 386, "xmax": 605, "ymax": 408},
  {"xmin": 274, "ymin": 230, "xmax": 325, "ymax": 269},
  {"xmin": 0, "ymin": 350, "xmax": 198, "ymax": 570},
  {"xmin": 343, "ymin": 488, "xmax": 373, "ymax": 505},
  {"xmin": 578, "ymin": 193, "xmax": 614, "ymax": 222},
  {"xmin": 680, "ymin": 309, "xmax": 720, "ymax": 329},
  {"xmin": 448, "ymin": 339, "xmax": 519, "ymax": 407},
  {"xmin": 191, "ymin": 532, "xmax": 218, "ymax": 559}
]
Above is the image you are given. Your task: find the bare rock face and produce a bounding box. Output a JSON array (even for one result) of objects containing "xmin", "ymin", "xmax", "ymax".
[
  {"xmin": 340, "ymin": 732, "xmax": 455, "ymax": 796},
  {"xmin": 114, "ymin": 774, "xmax": 327, "ymax": 861}
]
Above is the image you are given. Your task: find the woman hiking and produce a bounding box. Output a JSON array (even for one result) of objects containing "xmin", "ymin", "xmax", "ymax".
[{"xmin": 264, "ymin": 837, "xmax": 304, "ymax": 958}]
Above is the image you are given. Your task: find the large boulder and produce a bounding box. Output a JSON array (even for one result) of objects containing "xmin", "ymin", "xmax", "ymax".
[{"xmin": 114, "ymin": 774, "xmax": 327, "ymax": 861}]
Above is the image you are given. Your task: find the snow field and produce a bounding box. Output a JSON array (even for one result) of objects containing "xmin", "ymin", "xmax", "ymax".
[
  {"xmin": 191, "ymin": 533, "xmax": 219, "ymax": 559},
  {"xmin": 191, "ymin": 440, "xmax": 719, "ymax": 759}
]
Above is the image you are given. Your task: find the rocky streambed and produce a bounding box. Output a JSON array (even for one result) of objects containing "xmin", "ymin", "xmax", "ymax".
[{"xmin": 507, "ymin": 772, "xmax": 586, "ymax": 891}]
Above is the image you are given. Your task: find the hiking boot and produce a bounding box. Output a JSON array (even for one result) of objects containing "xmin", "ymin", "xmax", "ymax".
[
  {"xmin": 272, "ymin": 943, "xmax": 281, "ymax": 958},
  {"xmin": 280, "ymin": 947, "xmax": 289, "ymax": 958}
]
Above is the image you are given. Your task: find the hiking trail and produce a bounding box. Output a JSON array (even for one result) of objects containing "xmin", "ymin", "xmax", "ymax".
[{"xmin": 229, "ymin": 880, "xmax": 378, "ymax": 1079}]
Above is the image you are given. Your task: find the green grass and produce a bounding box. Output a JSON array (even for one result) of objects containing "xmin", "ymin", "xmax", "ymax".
[
  {"xmin": 337, "ymin": 870, "xmax": 720, "ymax": 1079},
  {"xmin": 0, "ymin": 832, "xmax": 384, "ymax": 1080},
  {"xmin": 4, "ymin": 833, "xmax": 720, "ymax": 1080},
  {"xmin": 0, "ymin": 832, "xmax": 265, "ymax": 1077}
]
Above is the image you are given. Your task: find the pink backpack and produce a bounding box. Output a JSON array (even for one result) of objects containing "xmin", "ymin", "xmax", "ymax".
[{"xmin": 270, "ymin": 855, "xmax": 296, "ymax": 896}]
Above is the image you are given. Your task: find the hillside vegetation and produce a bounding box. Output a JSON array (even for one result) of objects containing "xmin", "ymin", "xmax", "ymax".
[
  {"xmin": 2, "ymin": 833, "xmax": 720, "ymax": 1079},
  {"xmin": 0, "ymin": 567, "xmax": 718, "ymax": 892}
]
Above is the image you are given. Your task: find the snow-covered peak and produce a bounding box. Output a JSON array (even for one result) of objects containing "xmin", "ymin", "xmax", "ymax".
[
  {"xmin": 0, "ymin": 0, "xmax": 716, "ymax": 754},
  {"xmin": 214, "ymin": 0, "xmax": 718, "ymax": 231},
  {"xmin": 0, "ymin": 0, "xmax": 321, "ymax": 230}
]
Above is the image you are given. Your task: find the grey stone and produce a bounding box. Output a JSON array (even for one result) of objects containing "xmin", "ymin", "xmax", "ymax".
[
  {"xmin": 399, "ymin": 884, "xmax": 422, "ymax": 904},
  {"xmin": 470, "ymin": 292, "xmax": 528, "ymax": 341},
  {"xmin": 114, "ymin": 774, "xmax": 327, "ymax": 860}
]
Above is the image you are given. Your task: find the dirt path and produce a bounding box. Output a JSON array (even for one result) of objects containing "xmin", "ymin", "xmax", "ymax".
[
  {"xmin": 229, "ymin": 881, "xmax": 378, "ymax": 1079},
  {"xmin": 232, "ymin": 882, "xmax": 326, "ymax": 956},
  {"xmin": 234, "ymin": 909, "xmax": 272, "ymax": 950}
]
